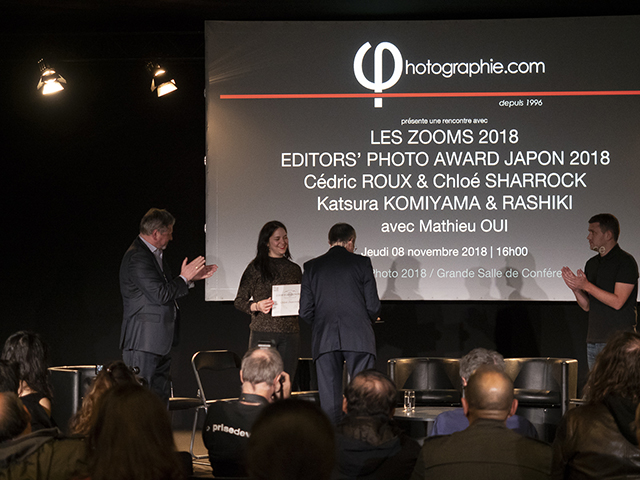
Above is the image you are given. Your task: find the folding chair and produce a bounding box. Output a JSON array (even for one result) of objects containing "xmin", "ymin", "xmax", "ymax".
[{"xmin": 190, "ymin": 350, "xmax": 242, "ymax": 460}]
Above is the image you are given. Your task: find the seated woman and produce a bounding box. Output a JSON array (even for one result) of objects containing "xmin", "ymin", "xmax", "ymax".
[
  {"xmin": 81, "ymin": 383, "xmax": 187, "ymax": 480},
  {"xmin": 552, "ymin": 331, "xmax": 640, "ymax": 479},
  {"xmin": 69, "ymin": 360, "xmax": 139, "ymax": 436},
  {"xmin": 1, "ymin": 331, "xmax": 55, "ymax": 431}
]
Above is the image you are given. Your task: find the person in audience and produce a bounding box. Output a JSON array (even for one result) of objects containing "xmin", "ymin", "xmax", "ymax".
[
  {"xmin": 430, "ymin": 347, "xmax": 538, "ymax": 438},
  {"xmin": 0, "ymin": 391, "xmax": 86, "ymax": 479},
  {"xmin": 552, "ymin": 331, "xmax": 640, "ymax": 479},
  {"xmin": 202, "ymin": 346, "xmax": 291, "ymax": 477},
  {"xmin": 0, "ymin": 360, "xmax": 19, "ymax": 393},
  {"xmin": 234, "ymin": 220, "xmax": 302, "ymax": 380},
  {"xmin": 69, "ymin": 360, "xmax": 139, "ymax": 436},
  {"xmin": 333, "ymin": 369, "xmax": 420, "ymax": 480},
  {"xmin": 247, "ymin": 398, "xmax": 335, "ymax": 480},
  {"xmin": 1, "ymin": 331, "xmax": 56, "ymax": 431},
  {"xmin": 411, "ymin": 365, "xmax": 552, "ymax": 480},
  {"xmin": 82, "ymin": 383, "xmax": 186, "ymax": 480}
]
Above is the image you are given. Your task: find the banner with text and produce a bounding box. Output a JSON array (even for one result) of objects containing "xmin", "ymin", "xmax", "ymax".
[{"xmin": 205, "ymin": 18, "xmax": 640, "ymax": 301}]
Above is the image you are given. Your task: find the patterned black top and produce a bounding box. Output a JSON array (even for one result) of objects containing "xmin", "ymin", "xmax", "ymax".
[{"xmin": 234, "ymin": 256, "xmax": 302, "ymax": 333}]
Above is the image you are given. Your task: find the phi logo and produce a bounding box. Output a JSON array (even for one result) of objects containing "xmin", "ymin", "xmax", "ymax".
[{"xmin": 353, "ymin": 42, "xmax": 403, "ymax": 108}]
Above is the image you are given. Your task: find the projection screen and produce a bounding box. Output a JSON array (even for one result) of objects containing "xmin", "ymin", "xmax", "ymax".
[{"xmin": 205, "ymin": 17, "xmax": 640, "ymax": 301}]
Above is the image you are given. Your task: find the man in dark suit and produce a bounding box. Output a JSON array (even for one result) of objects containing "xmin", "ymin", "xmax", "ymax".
[
  {"xmin": 410, "ymin": 366, "xmax": 552, "ymax": 480},
  {"xmin": 119, "ymin": 208, "xmax": 216, "ymax": 403},
  {"xmin": 299, "ymin": 223, "xmax": 381, "ymax": 424}
]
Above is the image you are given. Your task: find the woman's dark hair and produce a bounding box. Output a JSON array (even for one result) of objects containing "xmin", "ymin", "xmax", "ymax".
[
  {"xmin": 252, "ymin": 220, "xmax": 291, "ymax": 282},
  {"xmin": 584, "ymin": 331, "xmax": 640, "ymax": 404},
  {"xmin": 69, "ymin": 360, "xmax": 139, "ymax": 436},
  {"xmin": 85, "ymin": 383, "xmax": 185, "ymax": 480},
  {"xmin": 247, "ymin": 399, "xmax": 335, "ymax": 480},
  {"xmin": 1, "ymin": 331, "xmax": 53, "ymax": 399}
]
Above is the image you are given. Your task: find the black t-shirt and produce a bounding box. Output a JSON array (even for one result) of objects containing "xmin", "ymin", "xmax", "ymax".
[
  {"xmin": 202, "ymin": 394, "xmax": 269, "ymax": 477},
  {"xmin": 585, "ymin": 244, "xmax": 639, "ymax": 343}
]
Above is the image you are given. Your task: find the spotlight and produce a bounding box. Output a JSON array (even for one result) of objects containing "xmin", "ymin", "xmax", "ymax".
[
  {"xmin": 147, "ymin": 62, "xmax": 177, "ymax": 97},
  {"xmin": 37, "ymin": 59, "xmax": 66, "ymax": 95}
]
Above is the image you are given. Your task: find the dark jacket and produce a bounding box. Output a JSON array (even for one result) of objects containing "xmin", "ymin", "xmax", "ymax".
[
  {"xmin": 333, "ymin": 415, "xmax": 420, "ymax": 480},
  {"xmin": 411, "ymin": 418, "xmax": 552, "ymax": 480},
  {"xmin": 119, "ymin": 236, "xmax": 189, "ymax": 355},
  {"xmin": 300, "ymin": 246, "xmax": 381, "ymax": 360},
  {"xmin": 0, "ymin": 428, "xmax": 86, "ymax": 480},
  {"xmin": 552, "ymin": 400, "xmax": 640, "ymax": 479}
]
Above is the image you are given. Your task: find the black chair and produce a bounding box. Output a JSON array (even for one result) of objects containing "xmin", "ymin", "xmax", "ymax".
[
  {"xmin": 504, "ymin": 357, "xmax": 578, "ymax": 442},
  {"xmin": 190, "ymin": 350, "xmax": 242, "ymax": 460},
  {"xmin": 387, "ymin": 357, "xmax": 462, "ymax": 406}
]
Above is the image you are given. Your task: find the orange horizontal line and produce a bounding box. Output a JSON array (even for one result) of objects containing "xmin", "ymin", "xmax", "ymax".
[{"xmin": 220, "ymin": 90, "xmax": 640, "ymax": 99}]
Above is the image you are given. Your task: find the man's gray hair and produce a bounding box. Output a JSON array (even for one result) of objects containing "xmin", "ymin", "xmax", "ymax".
[
  {"xmin": 241, "ymin": 347, "xmax": 283, "ymax": 385},
  {"xmin": 139, "ymin": 208, "xmax": 175, "ymax": 235},
  {"xmin": 459, "ymin": 348, "xmax": 505, "ymax": 382}
]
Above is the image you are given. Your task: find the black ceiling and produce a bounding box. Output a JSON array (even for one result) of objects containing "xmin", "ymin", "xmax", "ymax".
[{"xmin": 3, "ymin": 0, "xmax": 640, "ymax": 35}]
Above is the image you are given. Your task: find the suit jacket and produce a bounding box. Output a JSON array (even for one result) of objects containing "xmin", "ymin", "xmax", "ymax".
[
  {"xmin": 300, "ymin": 245, "xmax": 381, "ymax": 360},
  {"xmin": 411, "ymin": 418, "xmax": 552, "ymax": 480},
  {"xmin": 119, "ymin": 236, "xmax": 189, "ymax": 356}
]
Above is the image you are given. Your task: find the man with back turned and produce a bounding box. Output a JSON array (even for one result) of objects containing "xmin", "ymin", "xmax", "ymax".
[
  {"xmin": 410, "ymin": 365, "xmax": 552, "ymax": 480},
  {"xmin": 119, "ymin": 208, "xmax": 216, "ymax": 403},
  {"xmin": 299, "ymin": 223, "xmax": 381, "ymax": 424}
]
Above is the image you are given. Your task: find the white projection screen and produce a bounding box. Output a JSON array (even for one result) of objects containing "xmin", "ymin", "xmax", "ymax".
[{"xmin": 205, "ymin": 17, "xmax": 640, "ymax": 301}]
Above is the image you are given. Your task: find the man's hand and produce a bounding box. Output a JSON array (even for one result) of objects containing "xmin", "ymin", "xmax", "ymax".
[
  {"xmin": 192, "ymin": 264, "xmax": 217, "ymax": 281},
  {"xmin": 561, "ymin": 266, "xmax": 588, "ymax": 291},
  {"xmin": 274, "ymin": 371, "xmax": 291, "ymax": 400},
  {"xmin": 180, "ymin": 256, "xmax": 208, "ymax": 282}
]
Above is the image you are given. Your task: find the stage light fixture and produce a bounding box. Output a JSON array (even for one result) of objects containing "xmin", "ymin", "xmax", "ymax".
[
  {"xmin": 37, "ymin": 59, "xmax": 66, "ymax": 95},
  {"xmin": 147, "ymin": 62, "xmax": 177, "ymax": 97}
]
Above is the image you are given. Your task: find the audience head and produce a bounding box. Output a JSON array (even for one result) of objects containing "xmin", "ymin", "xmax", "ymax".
[
  {"xmin": 328, "ymin": 223, "xmax": 356, "ymax": 251},
  {"xmin": 0, "ymin": 392, "xmax": 31, "ymax": 443},
  {"xmin": 459, "ymin": 348, "xmax": 505, "ymax": 385},
  {"xmin": 584, "ymin": 331, "xmax": 640, "ymax": 403},
  {"xmin": 588, "ymin": 213, "xmax": 620, "ymax": 242},
  {"xmin": 343, "ymin": 369, "xmax": 397, "ymax": 417},
  {"xmin": 247, "ymin": 398, "xmax": 335, "ymax": 480},
  {"xmin": 241, "ymin": 347, "xmax": 284, "ymax": 386},
  {"xmin": 86, "ymin": 383, "xmax": 184, "ymax": 480},
  {"xmin": 1, "ymin": 331, "xmax": 52, "ymax": 399},
  {"xmin": 139, "ymin": 208, "xmax": 175, "ymax": 235},
  {"xmin": 69, "ymin": 360, "xmax": 139, "ymax": 436},
  {"xmin": 0, "ymin": 360, "xmax": 20, "ymax": 393},
  {"xmin": 463, "ymin": 365, "xmax": 517, "ymax": 424}
]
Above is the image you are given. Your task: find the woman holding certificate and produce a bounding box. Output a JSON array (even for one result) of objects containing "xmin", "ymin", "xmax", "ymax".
[{"xmin": 234, "ymin": 221, "xmax": 302, "ymax": 379}]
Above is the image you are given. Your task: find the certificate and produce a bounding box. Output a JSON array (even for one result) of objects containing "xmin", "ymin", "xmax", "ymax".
[{"xmin": 271, "ymin": 284, "xmax": 301, "ymax": 317}]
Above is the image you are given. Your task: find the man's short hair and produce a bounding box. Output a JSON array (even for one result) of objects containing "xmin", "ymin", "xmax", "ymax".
[
  {"xmin": 241, "ymin": 347, "xmax": 283, "ymax": 385},
  {"xmin": 0, "ymin": 392, "xmax": 30, "ymax": 443},
  {"xmin": 343, "ymin": 370, "xmax": 397, "ymax": 416},
  {"xmin": 459, "ymin": 348, "xmax": 505, "ymax": 382},
  {"xmin": 328, "ymin": 223, "xmax": 356, "ymax": 245},
  {"xmin": 589, "ymin": 213, "xmax": 620, "ymax": 242},
  {"xmin": 0, "ymin": 360, "xmax": 19, "ymax": 393},
  {"xmin": 139, "ymin": 208, "xmax": 175, "ymax": 235},
  {"xmin": 465, "ymin": 365, "xmax": 514, "ymax": 412}
]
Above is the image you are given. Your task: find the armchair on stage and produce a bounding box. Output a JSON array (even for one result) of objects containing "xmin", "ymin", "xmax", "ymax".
[
  {"xmin": 387, "ymin": 357, "xmax": 462, "ymax": 406},
  {"xmin": 387, "ymin": 356, "xmax": 578, "ymax": 442},
  {"xmin": 504, "ymin": 357, "xmax": 578, "ymax": 441}
]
